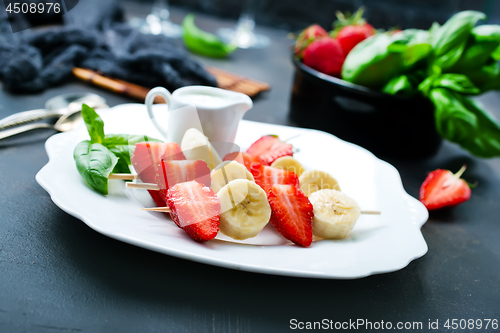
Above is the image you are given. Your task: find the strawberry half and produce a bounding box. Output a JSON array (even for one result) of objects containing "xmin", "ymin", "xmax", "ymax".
[
  {"xmin": 131, "ymin": 142, "xmax": 186, "ymax": 207},
  {"xmin": 246, "ymin": 135, "xmax": 293, "ymax": 166},
  {"xmin": 268, "ymin": 184, "xmax": 314, "ymax": 247},
  {"xmin": 419, "ymin": 165, "xmax": 472, "ymax": 211},
  {"xmin": 166, "ymin": 181, "xmax": 220, "ymax": 242},
  {"xmin": 250, "ymin": 163, "xmax": 299, "ymax": 194},
  {"xmin": 223, "ymin": 151, "xmax": 260, "ymax": 171},
  {"xmin": 158, "ymin": 160, "xmax": 211, "ymax": 190}
]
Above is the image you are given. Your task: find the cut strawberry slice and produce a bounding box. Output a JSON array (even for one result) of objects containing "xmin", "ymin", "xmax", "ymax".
[
  {"xmin": 132, "ymin": 142, "xmax": 186, "ymax": 184},
  {"xmin": 166, "ymin": 181, "xmax": 220, "ymax": 242},
  {"xmin": 250, "ymin": 163, "xmax": 299, "ymax": 194},
  {"xmin": 419, "ymin": 165, "xmax": 472, "ymax": 211},
  {"xmin": 268, "ymin": 184, "xmax": 314, "ymax": 247},
  {"xmin": 158, "ymin": 160, "xmax": 211, "ymax": 190},
  {"xmin": 246, "ymin": 135, "xmax": 293, "ymax": 166},
  {"xmin": 223, "ymin": 151, "xmax": 260, "ymax": 171},
  {"xmin": 132, "ymin": 142, "xmax": 186, "ymax": 207}
]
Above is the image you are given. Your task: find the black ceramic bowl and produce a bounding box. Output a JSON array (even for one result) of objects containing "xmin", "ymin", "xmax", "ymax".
[{"xmin": 289, "ymin": 59, "xmax": 442, "ymax": 158}]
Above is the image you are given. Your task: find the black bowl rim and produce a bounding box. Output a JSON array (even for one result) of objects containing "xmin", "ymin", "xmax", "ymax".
[{"xmin": 292, "ymin": 58, "xmax": 417, "ymax": 101}]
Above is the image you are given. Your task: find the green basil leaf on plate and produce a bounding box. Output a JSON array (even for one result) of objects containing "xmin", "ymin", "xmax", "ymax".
[
  {"xmin": 103, "ymin": 134, "xmax": 162, "ymax": 169},
  {"xmin": 81, "ymin": 104, "xmax": 105, "ymax": 144},
  {"xmin": 74, "ymin": 140, "xmax": 118, "ymax": 195},
  {"xmin": 430, "ymin": 88, "xmax": 500, "ymax": 157}
]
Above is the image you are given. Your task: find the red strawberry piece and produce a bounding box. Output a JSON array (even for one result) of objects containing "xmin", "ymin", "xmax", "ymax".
[
  {"xmin": 132, "ymin": 142, "xmax": 186, "ymax": 206},
  {"xmin": 166, "ymin": 181, "xmax": 220, "ymax": 242},
  {"xmin": 246, "ymin": 135, "xmax": 293, "ymax": 166},
  {"xmin": 303, "ymin": 37, "xmax": 345, "ymax": 76},
  {"xmin": 419, "ymin": 165, "xmax": 472, "ymax": 211},
  {"xmin": 223, "ymin": 151, "xmax": 260, "ymax": 171},
  {"xmin": 268, "ymin": 184, "xmax": 313, "ymax": 247},
  {"xmin": 158, "ymin": 160, "xmax": 211, "ymax": 190},
  {"xmin": 336, "ymin": 23, "xmax": 375, "ymax": 55},
  {"xmin": 294, "ymin": 24, "xmax": 328, "ymax": 59},
  {"xmin": 132, "ymin": 142, "xmax": 186, "ymax": 184},
  {"xmin": 250, "ymin": 163, "xmax": 299, "ymax": 194}
]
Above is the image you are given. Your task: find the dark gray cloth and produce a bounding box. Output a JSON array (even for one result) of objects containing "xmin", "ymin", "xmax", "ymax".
[{"xmin": 0, "ymin": 0, "xmax": 217, "ymax": 93}]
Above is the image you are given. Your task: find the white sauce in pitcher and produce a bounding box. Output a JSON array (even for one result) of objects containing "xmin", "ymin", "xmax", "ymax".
[{"xmin": 179, "ymin": 93, "xmax": 229, "ymax": 107}]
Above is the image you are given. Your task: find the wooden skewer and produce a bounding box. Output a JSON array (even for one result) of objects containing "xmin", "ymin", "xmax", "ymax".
[
  {"xmin": 143, "ymin": 206, "xmax": 380, "ymax": 215},
  {"xmin": 109, "ymin": 173, "xmax": 138, "ymax": 180},
  {"xmin": 360, "ymin": 210, "xmax": 381, "ymax": 215},
  {"xmin": 142, "ymin": 207, "xmax": 171, "ymax": 213},
  {"xmin": 128, "ymin": 183, "xmax": 382, "ymax": 215},
  {"xmin": 126, "ymin": 182, "xmax": 160, "ymax": 190}
]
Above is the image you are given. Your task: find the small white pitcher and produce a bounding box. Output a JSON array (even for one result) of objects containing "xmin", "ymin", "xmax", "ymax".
[{"xmin": 145, "ymin": 86, "xmax": 253, "ymax": 144}]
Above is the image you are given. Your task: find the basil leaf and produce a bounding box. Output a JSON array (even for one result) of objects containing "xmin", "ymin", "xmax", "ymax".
[
  {"xmin": 388, "ymin": 29, "xmax": 432, "ymax": 68},
  {"xmin": 103, "ymin": 134, "xmax": 162, "ymax": 168},
  {"xmin": 382, "ymin": 75, "xmax": 415, "ymax": 96},
  {"xmin": 430, "ymin": 88, "xmax": 500, "ymax": 157},
  {"xmin": 103, "ymin": 134, "xmax": 162, "ymax": 147},
  {"xmin": 74, "ymin": 140, "xmax": 118, "ymax": 195},
  {"xmin": 431, "ymin": 11, "xmax": 486, "ymax": 69},
  {"xmin": 81, "ymin": 104, "xmax": 105, "ymax": 144},
  {"xmin": 342, "ymin": 33, "xmax": 404, "ymax": 88},
  {"xmin": 432, "ymin": 73, "xmax": 480, "ymax": 94}
]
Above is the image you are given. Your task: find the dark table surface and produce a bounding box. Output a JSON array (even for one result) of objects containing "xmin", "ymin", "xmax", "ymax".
[{"xmin": 1, "ymin": 3, "xmax": 500, "ymax": 333}]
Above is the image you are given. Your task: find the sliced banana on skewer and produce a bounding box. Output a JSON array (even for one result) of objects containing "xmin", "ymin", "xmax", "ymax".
[
  {"xmin": 217, "ymin": 179, "xmax": 271, "ymax": 240},
  {"xmin": 211, "ymin": 161, "xmax": 255, "ymax": 193},
  {"xmin": 309, "ymin": 189, "xmax": 361, "ymax": 239},
  {"xmin": 299, "ymin": 170, "xmax": 340, "ymax": 197},
  {"xmin": 181, "ymin": 128, "xmax": 222, "ymax": 170},
  {"xmin": 271, "ymin": 156, "xmax": 306, "ymax": 177}
]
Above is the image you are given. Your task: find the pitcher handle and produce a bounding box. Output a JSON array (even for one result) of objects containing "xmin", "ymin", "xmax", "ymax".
[{"xmin": 146, "ymin": 87, "xmax": 172, "ymax": 140}]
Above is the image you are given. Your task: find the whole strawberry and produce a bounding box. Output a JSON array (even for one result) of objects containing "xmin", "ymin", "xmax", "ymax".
[
  {"xmin": 303, "ymin": 37, "xmax": 345, "ymax": 76},
  {"xmin": 294, "ymin": 24, "xmax": 328, "ymax": 59},
  {"xmin": 419, "ymin": 165, "xmax": 472, "ymax": 211},
  {"xmin": 336, "ymin": 24, "xmax": 375, "ymax": 55},
  {"xmin": 332, "ymin": 7, "xmax": 375, "ymax": 55}
]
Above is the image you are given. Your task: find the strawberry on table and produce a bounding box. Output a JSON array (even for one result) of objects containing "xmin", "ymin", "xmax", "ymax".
[
  {"xmin": 303, "ymin": 37, "xmax": 345, "ymax": 76},
  {"xmin": 250, "ymin": 163, "xmax": 299, "ymax": 194},
  {"xmin": 167, "ymin": 181, "xmax": 221, "ymax": 242},
  {"xmin": 268, "ymin": 184, "xmax": 314, "ymax": 247},
  {"xmin": 246, "ymin": 135, "xmax": 293, "ymax": 166},
  {"xmin": 223, "ymin": 151, "xmax": 260, "ymax": 171},
  {"xmin": 158, "ymin": 160, "xmax": 211, "ymax": 190},
  {"xmin": 294, "ymin": 24, "xmax": 328, "ymax": 59},
  {"xmin": 419, "ymin": 165, "xmax": 472, "ymax": 211}
]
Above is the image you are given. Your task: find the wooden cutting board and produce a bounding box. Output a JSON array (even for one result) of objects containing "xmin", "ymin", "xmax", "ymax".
[{"xmin": 72, "ymin": 67, "xmax": 270, "ymax": 103}]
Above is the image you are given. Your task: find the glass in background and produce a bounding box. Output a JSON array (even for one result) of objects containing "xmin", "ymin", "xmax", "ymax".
[
  {"xmin": 129, "ymin": 0, "xmax": 181, "ymax": 37},
  {"xmin": 217, "ymin": 0, "xmax": 270, "ymax": 49}
]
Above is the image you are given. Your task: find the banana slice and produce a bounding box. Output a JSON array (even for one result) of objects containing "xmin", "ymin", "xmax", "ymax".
[
  {"xmin": 211, "ymin": 161, "xmax": 255, "ymax": 193},
  {"xmin": 299, "ymin": 170, "xmax": 340, "ymax": 197},
  {"xmin": 217, "ymin": 179, "xmax": 271, "ymax": 240},
  {"xmin": 181, "ymin": 128, "xmax": 222, "ymax": 170},
  {"xmin": 309, "ymin": 189, "xmax": 361, "ymax": 239},
  {"xmin": 271, "ymin": 156, "xmax": 305, "ymax": 177}
]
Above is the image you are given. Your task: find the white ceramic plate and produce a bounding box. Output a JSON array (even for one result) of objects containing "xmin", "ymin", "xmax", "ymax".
[{"xmin": 36, "ymin": 103, "xmax": 428, "ymax": 279}]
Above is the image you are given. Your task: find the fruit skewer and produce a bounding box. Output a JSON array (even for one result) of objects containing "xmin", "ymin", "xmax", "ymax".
[{"xmin": 128, "ymin": 182, "xmax": 380, "ymax": 215}]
